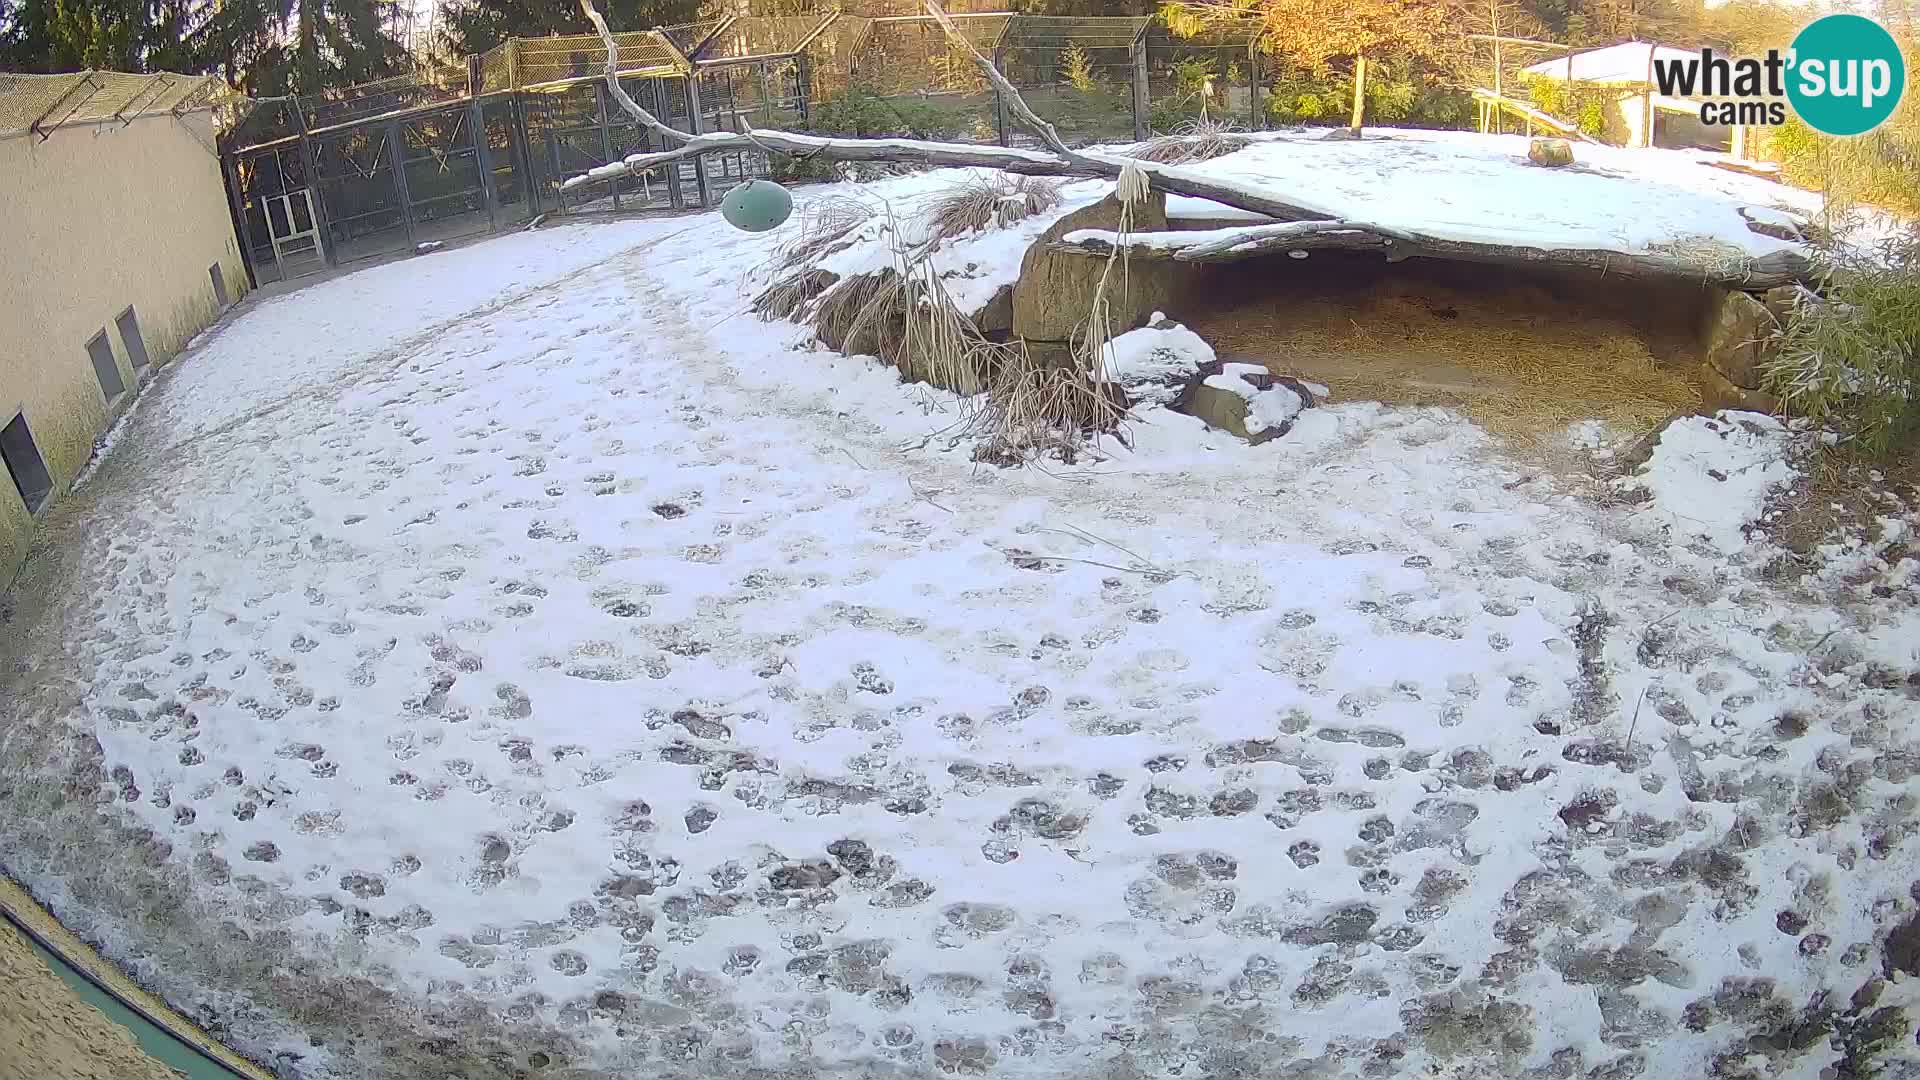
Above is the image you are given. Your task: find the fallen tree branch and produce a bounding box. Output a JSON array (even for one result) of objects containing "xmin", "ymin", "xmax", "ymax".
[
  {"xmin": 570, "ymin": 0, "xmax": 1814, "ymax": 290},
  {"xmin": 1051, "ymin": 223, "xmax": 1815, "ymax": 287}
]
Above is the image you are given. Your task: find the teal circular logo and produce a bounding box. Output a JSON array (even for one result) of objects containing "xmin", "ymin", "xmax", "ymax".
[{"xmin": 1787, "ymin": 14, "xmax": 1906, "ymax": 136}]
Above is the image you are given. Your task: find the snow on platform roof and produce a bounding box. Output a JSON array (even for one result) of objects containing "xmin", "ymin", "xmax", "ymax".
[
  {"xmin": 1182, "ymin": 128, "xmax": 1814, "ymax": 259},
  {"xmin": 1522, "ymin": 40, "xmax": 1699, "ymax": 84}
]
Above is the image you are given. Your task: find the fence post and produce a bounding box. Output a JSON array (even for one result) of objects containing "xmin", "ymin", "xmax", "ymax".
[
  {"xmin": 595, "ymin": 80, "xmax": 620, "ymax": 211},
  {"xmin": 685, "ymin": 71, "xmax": 710, "ymax": 207},
  {"xmin": 221, "ymin": 153, "xmax": 263, "ymax": 289},
  {"xmin": 795, "ymin": 52, "xmax": 812, "ymax": 124},
  {"xmin": 992, "ymin": 41, "xmax": 1011, "ymax": 146},
  {"xmin": 387, "ymin": 117, "xmax": 418, "ymax": 248},
  {"xmin": 658, "ymin": 80, "xmax": 684, "ymax": 210},
  {"xmin": 471, "ymin": 98, "xmax": 499, "ymax": 231},
  {"xmin": 1248, "ymin": 38, "xmax": 1261, "ymax": 130},
  {"xmin": 289, "ymin": 101, "xmax": 337, "ymax": 267},
  {"xmin": 1131, "ymin": 34, "xmax": 1149, "ymax": 141}
]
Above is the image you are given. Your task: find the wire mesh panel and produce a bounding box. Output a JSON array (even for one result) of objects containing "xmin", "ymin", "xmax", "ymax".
[
  {"xmin": 604, "ymin": 76, "xmax": 700, "ymax": 209},
  {"xmin": 697, "ymin": 15, "xmax": 834, "ymax": 61},
  {"xmin": 697, "ymin": 59, "xmax": 805, "ymax": 132},
  {"xmin": 400, "ymin": 104, "xmax": 492, "ymax": 244},
  {"xmin": 659, "ymin": 18, "xmax": 729, "ymax": 59},
  {"xmin": 232, "ymin": 143, "xmax": 321, "ymax": 283},
  {"xmin": 998, "ymin": 15, "xmax": 1147, "ymax": 147},
  {"xmin": 312, "ymin": 124, "xmax": 411, "ymax": 262},
  {"xmin": 0, "ymin": 70, "xmax": 226, "ymax": 137},
  {"xmin": 514, "ymin": 31, "xmax": 683, "ymax": 89},
  {"xmin": 1143, "ymin": 23, "xmax": 1262, "ymax": 133},
  {"xmin": 481, "ymin": 98, "xmax": 529, "ymax": 212},
  {"xmin": 302, "ymin": 72, "xmax": 470, "ymax": 132},
  {"xmin": 799, "ymin": 15, "xmax": 1005, "ymax": 142},
  {"xmin": 226, "ymin": 97, "xmax": 301, "ymax": 154}
]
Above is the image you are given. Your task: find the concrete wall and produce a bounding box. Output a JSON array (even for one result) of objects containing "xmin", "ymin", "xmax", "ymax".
[{"xmin": 0, "ymin": 108, "xmax": 247, "ymax": 584}]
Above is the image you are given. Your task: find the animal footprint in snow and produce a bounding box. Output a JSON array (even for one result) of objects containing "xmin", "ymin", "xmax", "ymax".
[{"xmin": 851, "ymin": 662, "xmax": 893, "ymax": 694}]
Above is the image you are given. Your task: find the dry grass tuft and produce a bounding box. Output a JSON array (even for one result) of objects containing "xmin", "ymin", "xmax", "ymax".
[
  {"xmin": 924, "ymin": 173, "xmax": 1064, "ymax": 243},
  {"xmin": 773, "ymin": 196, "xmax": 876, "ymax": 275},
  {"xmin": 751, "ymin": 196, "xmax": 876, "ymax": 324},
  {"xmin": 973, "ymin": 344, "xmax": 1129, "ymax": 464},
  {"xmin": 754, "ymin": 268, "xmax": 840, "ymax": 322},
  {"xmin": 1127, "ymin": 118, "xmax": 1253, "ymax": 165}
]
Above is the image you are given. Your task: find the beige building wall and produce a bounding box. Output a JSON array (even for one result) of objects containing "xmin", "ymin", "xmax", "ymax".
[{"xmin": 0, "ymin": 107, "xmax": 248, "ymax": 584}]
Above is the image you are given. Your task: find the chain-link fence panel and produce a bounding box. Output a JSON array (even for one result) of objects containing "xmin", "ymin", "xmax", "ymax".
[
  {"xmin": 998, "ymin": 15, "xmax": 1147, "ymax": 147},
  {"xmin": 798, "ymin": 14, "xmax": 1005, "ymax": 143},
  {"xmin": 0, "ymin": 70, "xmax": 227, "ymax": 136},
  {"xmin": 309, "ymin": 123, "xmax": 410, "ymax": 262},
  {"xmin": 1142, "ymin": 22, "xmax": 1262, "ymax": 133},
  {"xmin": 513, "ymin": 31, "xmax": 684, "ymax": 90}
]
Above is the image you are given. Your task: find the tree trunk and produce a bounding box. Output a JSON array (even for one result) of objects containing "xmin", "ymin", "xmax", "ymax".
[
  {"xmin": 1046, "ymin": 222, "xmax": 1814, "ymax": 289},
  {"xmin": 1349, "ymin": 55, "xmax": 1367, "ymax": 134}
]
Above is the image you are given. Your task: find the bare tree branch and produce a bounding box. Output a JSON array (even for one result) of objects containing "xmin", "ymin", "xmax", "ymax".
[
  {"xmin": 565, "ymin": 0, "xmax": 1816, "ymax": 289},
  {"xmin": 578, "ymin": 0, "xmax": 693, "ymax": 144}
]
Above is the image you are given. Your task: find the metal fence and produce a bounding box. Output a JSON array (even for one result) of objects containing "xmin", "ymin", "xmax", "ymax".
[{"xmin": 217, "ymin": 9, "xmax": 1283, "ymax": 286}]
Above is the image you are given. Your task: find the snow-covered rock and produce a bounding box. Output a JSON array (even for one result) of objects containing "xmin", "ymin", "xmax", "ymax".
[{"xmin": 1100, "ymin": 314, "xmax": 1215, "ymax": 406}]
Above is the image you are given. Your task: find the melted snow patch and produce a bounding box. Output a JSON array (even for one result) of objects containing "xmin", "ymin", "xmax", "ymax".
[{"xmin": 1633, "ymin": 411, "xmax": 1797, "ymax": 554}]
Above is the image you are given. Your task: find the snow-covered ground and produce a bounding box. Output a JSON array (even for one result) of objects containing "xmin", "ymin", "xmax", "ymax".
[{"xmin": 3, "ymin": 151, "xmax": 1919, "ymax": 1080}]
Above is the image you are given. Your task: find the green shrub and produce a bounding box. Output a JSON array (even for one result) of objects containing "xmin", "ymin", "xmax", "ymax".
[
  {"xmin": 1520, "ymin": 73, "xmax": 1609, "ymax": 139},
  {"xmin": 1263, "ymin": 63, "xmax": 1467, "ymax": 129},
  {"xmin": 810, "ymin": 86, "xmax": 963, "ymax": 140},
  {"xmin": 1764, "ymin": 231, "xmax": 1920, "ymax": 457}
]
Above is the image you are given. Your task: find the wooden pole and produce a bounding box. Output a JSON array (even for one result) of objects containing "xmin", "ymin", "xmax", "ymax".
[
  {"xmin": 1131, "ymin": 33, "xmax": 1149, "ymax": 141},
  {"xmin": 1248, "ymin": 38, "xmax": 1260, "ymax": 130},
  {"xmin": 1490, "ymin": 0, "xmax": 1502, "ymax": 135},
  {"xmin": 993, "ymin": 39, "xmax": 1011, "ymax": 146},
  {"xmin": 1641, "ymin": 43, "xmax": 1654, "ymax": 147},
  {"xmin": 1349, "ymin": 54, "xmax": 1367, "ymax": 134}
]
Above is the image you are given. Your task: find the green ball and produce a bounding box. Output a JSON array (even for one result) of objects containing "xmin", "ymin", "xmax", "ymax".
[{"xmin": 720, "ymin": 180, "xmax": 793, "ymax": 233}]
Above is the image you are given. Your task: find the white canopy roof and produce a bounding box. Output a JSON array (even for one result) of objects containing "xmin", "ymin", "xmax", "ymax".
[{"xmin": 1523, "ymin": 41, "xmax": 1699, "ymax": 84}]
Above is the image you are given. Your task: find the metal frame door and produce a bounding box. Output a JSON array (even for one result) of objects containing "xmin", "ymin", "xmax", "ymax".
[{"xmin": 264, "ymin": 189, "xmax": 323, "ymax": 276}]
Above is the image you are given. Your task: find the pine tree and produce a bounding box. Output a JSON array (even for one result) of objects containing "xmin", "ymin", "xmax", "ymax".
[
  {"xmin": 439, "ymin": 0, "xmax": 701, "ymax": 59},
  {"xmin": 198, "ymin": 0, "xmax": 410, "ymax": 94}
]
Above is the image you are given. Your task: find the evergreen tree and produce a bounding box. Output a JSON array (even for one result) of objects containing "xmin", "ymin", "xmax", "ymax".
[
  {"xmin": 440, "ymin": 0, "xmax": 700, "ymax": 58},
  {"xmin": 199, "ymin": 0, "xmax": 409, "ymax": 93}
]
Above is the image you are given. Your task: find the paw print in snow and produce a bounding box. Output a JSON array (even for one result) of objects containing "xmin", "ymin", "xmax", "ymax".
[
  {"xmin": 852, "ymin": 662, "xmax": 893, "ymax": 694},
  {"xmin": 1287, "ymin": 841, "xmax": 1320, "ymax": 868},
  {"xmin": 1359, "ymin": 867, "xmax": 1399, "ymax": 894}
]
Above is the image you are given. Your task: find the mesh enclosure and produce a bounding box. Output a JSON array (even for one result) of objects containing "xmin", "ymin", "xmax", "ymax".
[
  {"xmin": 300, "ymin": 71, "xmax": 471, "ymax": 132},
  {"xmin": 1142, "ymin": 22, "xmax": 1262, "ymax": 133},
  {"xmin": 696, "ymin": 15, "xmax": 835, "ymax": 61},
  {"xmin": 476, "ymin": 42, "xmax": 516, "ymax": 95},
  {"xmin": 0, "ymin": 71, "xmax": 228, "ymax": 137},
  {"xmin": 513, "ymin": 31, "xmax": 684, "ymax": 90},
  {"xmin": 998, "ymin": 15, "xmax": 1148, "ymax": 147},
  {"xmin": 799, "ymin": 14, "xmax": 1007, "ymax": 142},
  {"xmin": 658, "ymin": 18, "xmax": 729, "ymax": 59},
  {"xmin": 697, "ymin": 59, "xmax": 806, "ymax": 131}
]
